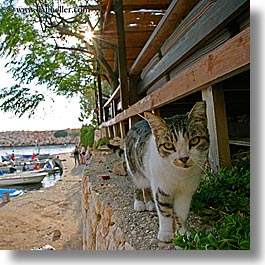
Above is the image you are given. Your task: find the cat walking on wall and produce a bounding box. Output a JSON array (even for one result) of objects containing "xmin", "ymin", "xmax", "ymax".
[{"xmin": 124, "ymin": 101, "xmax": 209, "ymax": 242}]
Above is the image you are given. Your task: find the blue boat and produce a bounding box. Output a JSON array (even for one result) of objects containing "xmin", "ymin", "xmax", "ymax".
[{"xmin": 0, "ymin": 188, "xmax": 23, "ymax": 199}]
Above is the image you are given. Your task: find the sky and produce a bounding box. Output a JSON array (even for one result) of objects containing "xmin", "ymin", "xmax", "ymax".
[
  {"xmin": 0, "ymin": 58, "xmax": 84, "ymax": 132},
  {"xmin": 0, "ymin": 0, "xmax": 95, "ymax": 132}
]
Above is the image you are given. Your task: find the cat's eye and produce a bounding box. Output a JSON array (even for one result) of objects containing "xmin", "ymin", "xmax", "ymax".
[
  {"xmin": 190, "ymin": 137, "xmax": 200, "ymax": 146},
  {"xmin": 163, "ymin": 142, "xmax": 175, "ymax": 150}
]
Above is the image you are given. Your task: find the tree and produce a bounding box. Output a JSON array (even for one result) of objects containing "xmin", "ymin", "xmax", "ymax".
[{"xmin": 0, "ymin": 0, "xmax": 115, "ymax": 120}]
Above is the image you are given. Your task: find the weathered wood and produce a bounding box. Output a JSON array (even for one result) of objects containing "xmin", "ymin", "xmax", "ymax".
[
  {"xmin": 130, "ymin": 0, "xmax": 199, "ymax": 75},
  {"xmin": 102, "ymin": 47, "xmax": 142, "ymax": 62},
  {"xmin": 129, "ymin": 116, "xmax": 140, "ymax": 129},
  {"xmin": 97, "ymin": 67, "xmax": 104, "ymax": 124},
  {"xmin": 103, "ymin": 0, "xmax": 112, "ymax": 31},
  {"xmin": 229, "ymin": 138, "xmax": 250, "ymax": 147},
  {"xmin": 114, "ymin": 0, "xmax": 129, "ymax": 110},
  {"xmin": 128, "ymin": 75, "xmax": 139, "ymax": 106},
  {"xmin": 137, "ymin": 0, "xmax": 249, "ymax": 92},
  {"xmin": 105, "ymin": 11, "xmax": 163, "ymax": 30},
  {"xmin": 202, "ymin": 85, "xmax": 231, "ymax": 170},
  {"xmin": 103, "ymin": 85, "xmax": 120, "ymax": 108},
  {"xmin": 119, "ymin": 121, "xmax": 126, "ymax": 139},
  {"xmin": 113, "ymin": 124, "xmax": 120, "ymax": 137},
  {"xmin": 101, "ymin": 0, "xmax": 171, "ymax": 11},
  {"xmin": 100, "ymin": 27, "xmax": 249, "ymax": 128}
]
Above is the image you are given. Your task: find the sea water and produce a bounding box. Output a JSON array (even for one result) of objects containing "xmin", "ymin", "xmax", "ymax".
[
  {"xmin": 0, "ymin": 144, "xmax": 75, "ymax": 157},
  {"xmin": 0, "ymin": 144, "xmax": 75, "ymax": 192}
]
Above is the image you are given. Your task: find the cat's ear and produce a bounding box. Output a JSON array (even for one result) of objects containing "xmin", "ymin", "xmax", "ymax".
[
  {"xmin": 188, "ymin": 101, "xmax": 207, "ymax": 120},
  {"xmin": 144, "ymin": 112, "xmax": 168, "ymax": 138}
]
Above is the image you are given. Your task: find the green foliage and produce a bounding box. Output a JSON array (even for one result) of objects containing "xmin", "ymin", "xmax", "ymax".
[
  {"xmin": 172, "ymin": 213, "xmax": 250, "ymax": 250},
  {"xmin": 96, "ymin": 137, "xmax": 111, "ymax": 147},
  {"xmin": 0, "ymin": 0, "xmax": 110, "ymax": 120},
  {"xmin": 192, "ymin": 158, "xmax": 250, "ymax": 215},
  {"xmin": 172, "ymin": 158, "xmax": 250, "ymax": 250},
  {"xmin": 70, "ymin": 129, "xmax": 80, "ymax": 137},
  {"xmin": 80, "ymin": 125, "xmax": 95, "ymax": 148},
  {"xmin": 54, "ymin": 130, "xmax": 68, "ymax": 138}
]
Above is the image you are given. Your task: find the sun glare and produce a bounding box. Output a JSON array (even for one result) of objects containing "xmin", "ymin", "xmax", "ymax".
[{"xmin": 84, "ymin": 30, "xmax": 94, "ymax": 42}]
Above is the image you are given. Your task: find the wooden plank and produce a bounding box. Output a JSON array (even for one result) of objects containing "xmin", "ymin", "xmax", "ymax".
[
  {"xmin": 202, "ymin": 85, "xmax": 231, "ymax": 170},
  {"xmin": 100, "ymin": 27, "xmax": 249, "ymax": 128},
  {"xmin": 136, "ymin": 0, "xmax": 249, "ymax": 91},
  {"xmin": 129, "ymin": 116, "xmax": 140, "ymax": 129},
  {"xmin": 229, "ymin": 138, "xmax": 250, "ymax": 147},
  {"xmin": 103, "ymin": 85, "xmax": 120, "ymax": 108},
  {"xmin": 129, "ymin": 0, "xmax": 200, "ymax": 75},
  {"xmin": 120, "ymin": 0, "xmax": 170, "ymax": 11},
  {"xmin": 114, "ymin": 0, "xmax": 129, "ymax": 110},
  {"xmin": 102, "ymin": 47, "xmax": 142, "ymax": 61},
  {"xmin": 119, "ymin": 121, "xmax": 126, "ymax": 139},
  {"xmin": 103, "ymin": 0, "xmax": 112, "ymax": 31},
  {"xmin": 113, "ymin": 124, "xmax": 120, "ymax": 137}
]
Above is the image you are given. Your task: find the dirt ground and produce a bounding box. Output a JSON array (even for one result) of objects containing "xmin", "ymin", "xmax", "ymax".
[{"xmin": 0, "ymin": 153, "xmax": 83, "ymax": 250}]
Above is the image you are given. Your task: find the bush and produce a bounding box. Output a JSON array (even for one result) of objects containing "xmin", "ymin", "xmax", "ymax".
[
  {"xmin": 172, "ymin": 158, "xmax": 250, "ymax": 250},
  {"xmin": 80, "ymin": 125, "xmax": 95, "ymax": 148},
  {"xmin": 96, "ymin": 137, "xmax": 111, "ymax": 147},
  {"xmin": 54, "ymin": 130, "xmax": 68, "ymax": 138}
]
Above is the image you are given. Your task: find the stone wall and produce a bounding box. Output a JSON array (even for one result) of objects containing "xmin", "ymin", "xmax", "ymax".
[{"xmin": 82, "ymin": 175, "xmax": 133, "ymax": 250}]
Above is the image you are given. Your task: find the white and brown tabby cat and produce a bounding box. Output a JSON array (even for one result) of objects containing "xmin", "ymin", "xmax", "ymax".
[{"xmin": 124, "ymin": 101, "xmax": 209, "ymax": 242}]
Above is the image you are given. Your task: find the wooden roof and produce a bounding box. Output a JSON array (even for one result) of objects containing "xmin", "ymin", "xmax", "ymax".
[
  {"xmin": 97, "ymin": 0, "xmax": 199, "ymax": 75},
  {"xmin": 98, "ymin": 0, "xmax": 170, "ymax": 71}
]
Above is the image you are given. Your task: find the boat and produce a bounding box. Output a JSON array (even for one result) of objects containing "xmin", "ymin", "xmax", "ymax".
[
  {"xmin": 0, "ymin": 171, "xmax": 48, "ymax": 187},
  {"xmin": 0, "ymin": 188, "xmax": 23, "ymax": 198}
]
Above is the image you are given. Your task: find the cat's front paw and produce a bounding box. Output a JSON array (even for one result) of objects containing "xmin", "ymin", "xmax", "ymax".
[
  {"xmin": 157, "ymin": 231, "xmax": 175, "ymax": 243},
  {"xmin": 145, "ymin": 201, "xmax": 155, "ymax": 211},
  {"xmin": 134, "ymin": 200, "xmax": 146, "ymax": 211}
]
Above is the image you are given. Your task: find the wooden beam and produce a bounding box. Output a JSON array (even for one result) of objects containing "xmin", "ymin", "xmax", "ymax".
[
  {"xmin": 119, "ymin": 121, "xmax": 126, "ymax": 139},
  {"xmin": 103, "ymin": 85, "xmax": 120, "ymax": 108},
  {"xmin": 114, "ymin": 0, "xmax": 129, "ymax": 110},
  {"xmin": 100, "ymin": 27, "xmax": 249, "ymax": 128},
  {"xmin": 101, "ymin": 0, "xmax": 171, "ymax": 11},
  {"xmin": 129, "ymin": 0, "xmax": 200, "ymax": 75},
  {"xmin": 202, "ymin": 85, "xmax": 231, "ymax": 170},
  {"xmin": 103, "ymin": 0, "xmax": 112, "ymax": 31},
  {"xmin": 136, "ymin": 0, "xmax": 249, "ymax": 91}
]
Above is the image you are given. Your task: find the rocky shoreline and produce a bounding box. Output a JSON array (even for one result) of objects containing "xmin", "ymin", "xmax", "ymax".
[{"xmin": 0, "ymin": 129, "xmax": 79, "ymax": 147}]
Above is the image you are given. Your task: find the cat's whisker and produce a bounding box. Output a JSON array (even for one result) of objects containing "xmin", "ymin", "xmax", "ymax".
[{"xmin": 128, "ymin": 105, "xmax": 147, "ymax": 121}]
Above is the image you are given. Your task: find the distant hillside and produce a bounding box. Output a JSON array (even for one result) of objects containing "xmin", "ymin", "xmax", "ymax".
[{"xmin": 0, "ymin": 129, "xmax": 80, "ymax": 147}]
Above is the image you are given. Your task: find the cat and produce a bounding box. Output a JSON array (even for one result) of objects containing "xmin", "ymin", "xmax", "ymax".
[{"xmin": 124, "ymin": 101, "xmax": 209, "ymax": 242}]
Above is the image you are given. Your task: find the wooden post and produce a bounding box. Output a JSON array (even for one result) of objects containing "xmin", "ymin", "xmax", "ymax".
[
  {"xmin": 202, "ymin": 85, "xmax": 231, "ymax": 171},
  {"xmin": 97, "ymin": 73, "xmax": 104, "ymax": 124},
  {"xmin": 129, "ymin": 116, "xmax": 140, "ymax": 129},
  {"xmin": 119, "ymin": 121, "xmax": 126, "ymax": 139},
  {"xmin": 113, "ymin": 124, "xmax": 120, "ymax": 137},
  {"xmin": 107, "ymin": 126, "xmax": 112, "ymax": 138},
  {"xmin": 129, "ymin": 75, "xmax": 139, "ymax": 106},
  {"xmin": 93, "ymin": 78, "xmax": 100, "ymax": 125},
  {"xmin": 114, "ymin": 0, "xmax": 129, "ymax": 110}
]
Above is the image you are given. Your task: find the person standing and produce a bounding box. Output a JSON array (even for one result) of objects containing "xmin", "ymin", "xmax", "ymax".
[
  {"xmin": 54, "ymin": 156, "xmax": 63, "ymax": 175},
  {"xmin": 80, "ymin": 144, "xmax": 86, "ymax": 164},
  {"xmin": 85, "ymin": 146, "xmax": 92, "ymax": 165},
  {"xmin": 73, "ymin": 145, "xmax": 80, "ymax": 166}
]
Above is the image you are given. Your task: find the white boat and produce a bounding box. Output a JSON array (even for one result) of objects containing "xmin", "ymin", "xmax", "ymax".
[{"xmin": 0, "ymin": 171, "xmax": 48, "ymax": 186}]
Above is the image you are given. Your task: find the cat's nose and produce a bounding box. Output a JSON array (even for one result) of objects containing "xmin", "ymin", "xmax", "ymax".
[{"xmin": 179, "ymin": 157, "xmax": 189, "ymax": 164}]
